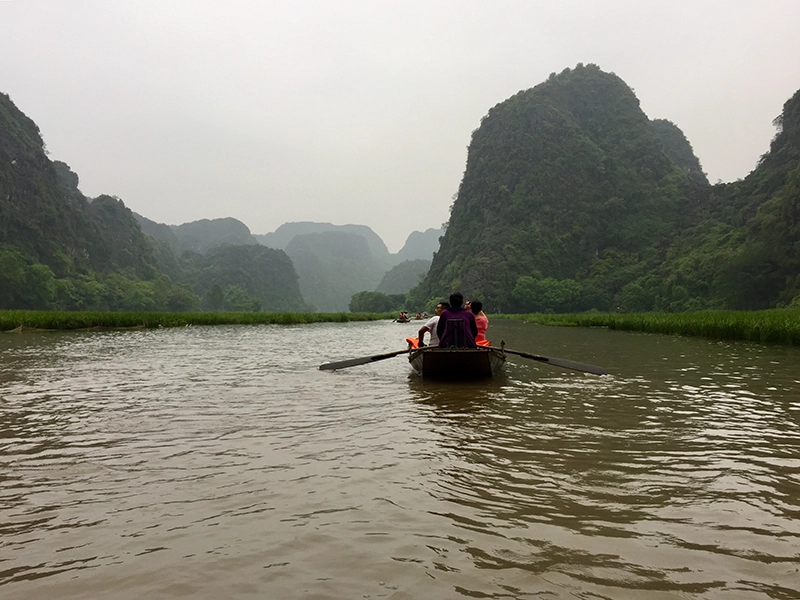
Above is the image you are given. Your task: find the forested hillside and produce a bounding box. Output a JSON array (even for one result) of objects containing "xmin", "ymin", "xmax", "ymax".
[
  {"xmin": 409, "ymin": 64, "xmax": 800, "ymax": 313},
  {"xmin": 0, "ymin": 92, "xmax": 191, "ymax": 310},
  {"xmin": 651, "ymin": 87, "xmax": 800, "ymax": 311},
  {"xmin": 0, "ymin": 92, "xmax": 307, "ymax": 312},
  {"xmin": 5, "ymin": 67, "xmax": 798, "ymax": 315}
]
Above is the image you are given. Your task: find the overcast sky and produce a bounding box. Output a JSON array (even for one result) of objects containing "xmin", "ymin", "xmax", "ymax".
[{"xmin": 2, "ymin": 1, "xmax": 799, "ymax": 251}]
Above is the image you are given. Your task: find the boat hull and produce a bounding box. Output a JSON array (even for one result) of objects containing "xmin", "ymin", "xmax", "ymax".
[{"xmin": 408, "ymin": 347, "xmax": 506, "ymax": 379}]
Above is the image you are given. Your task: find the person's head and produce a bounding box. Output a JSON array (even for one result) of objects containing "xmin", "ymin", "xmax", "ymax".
[
  {"xmin": 470, "ymin": 299, "xmax": 483, "ymax": 315},
  {"xmin": 449, "ymin": 292, "xmax": 464, "ymax": 308},
  {"xmin": 435, "ymin": 301, "xmax": 450, "ymax": 315}
]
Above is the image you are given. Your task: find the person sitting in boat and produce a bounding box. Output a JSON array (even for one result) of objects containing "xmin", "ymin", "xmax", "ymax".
[
  {"xmin": 469, "ymin": 299, "xmax": 490, "ymax": 345},
  {"xmin": 436, "ymin": 292, "xmax": 478, "ymax": 348},
  {"xmin": 417, "ymin": 301, "xmax": 449, "ymax": 347}
]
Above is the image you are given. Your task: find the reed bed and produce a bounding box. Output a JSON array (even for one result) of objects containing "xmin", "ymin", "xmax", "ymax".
[
  {"xmin": 498, "ymin": 310, "xmax": 800, "ymax": 346},
  {"xmin": 0, "ymin": 310, "xmax": 393, "ymax": 332}
]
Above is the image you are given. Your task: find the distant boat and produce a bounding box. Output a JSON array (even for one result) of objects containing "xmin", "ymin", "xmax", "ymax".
[{"xmin": 408, "ymin": 346, "xmax": 506, "ymax": 379}]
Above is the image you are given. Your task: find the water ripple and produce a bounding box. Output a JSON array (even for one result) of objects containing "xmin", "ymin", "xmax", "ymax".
[{"xmin": 1, "ymin": 322, "xmax": 799, "ymax": 598}]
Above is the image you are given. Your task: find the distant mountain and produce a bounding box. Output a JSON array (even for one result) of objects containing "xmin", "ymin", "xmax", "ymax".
[
  {"xmin": 394, "ymin": 228, "xmax": 442, "ymax": 262},
  {"xmin": 132, "ymin": 214, "xmax": 307, "ymax": 311},
  {"xmin": 256, "ymin": 222, "xmax": 440, "ymax": 308},
  {"xmin": 284, "ymin": 231, "xmax": 386, "ymax": 311},
  {"xmin": 170, "ymin": 217, "xmax": 258, "ymax": 255},
  {"xmin": 376, "ymin": 259, "xmax": 431, "ymax": 294},
  {"xmin": 255, "ymin": 221, "xmax": 392, "ymax": 266}
]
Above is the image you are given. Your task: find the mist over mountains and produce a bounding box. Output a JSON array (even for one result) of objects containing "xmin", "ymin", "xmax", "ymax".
[
  {"xmin": 3, "ymin": 63, "xmax": 799, "ymax": 313},
  {"xmin": 137, "ymin": 215, "xmax": 441, "ymax": 311}
]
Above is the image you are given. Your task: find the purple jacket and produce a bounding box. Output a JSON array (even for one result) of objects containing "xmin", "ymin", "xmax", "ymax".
[{"xmin": 436, "ymin": 306, "xmax": 478, "ymax": 348}]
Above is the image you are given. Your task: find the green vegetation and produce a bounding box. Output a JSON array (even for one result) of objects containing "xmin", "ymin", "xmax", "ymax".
[
  {"xmin": 500, "ymin": 310, "xmax": 800, "ymax": 346},
  {"xmin": 349, "ymin": 291, "xmax": 405, "ymax": 313},
  {"xmin": 0, "ymin": 92, "xmax": 308, "ymax": 313},
  {"xmin": 5, "ymin": 67, "xmax": 800, "ymax": 318},
  {"xmin": 0, "ymin": 310, "xmax": 393, "ymax": 332},
  {"xmin": 408, "ymin": 64, "xmax": 800, "ymax": 315}
]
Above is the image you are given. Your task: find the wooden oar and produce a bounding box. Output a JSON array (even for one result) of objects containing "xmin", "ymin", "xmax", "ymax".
[
  {"xmin": 503, "ymin": 348, "xmax": 607, "ymax": 375},
  {"xmin": 319, "ymin": 348, "xmax": 412, "ymax": 371}
]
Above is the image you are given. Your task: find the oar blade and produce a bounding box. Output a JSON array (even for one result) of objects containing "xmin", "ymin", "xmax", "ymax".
[
  {"xmin": 537, "ymin": 356, "xmax": 607, "ymax": 375},
  {"xmin": 319, "ymin": 348, "xmax": 409, "ymax": 371},
  {"xmin": 504, "ymin": 348, "xmax": 607, "ymax": 375}
]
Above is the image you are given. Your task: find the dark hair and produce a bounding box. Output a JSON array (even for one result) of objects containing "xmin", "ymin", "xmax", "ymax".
[
  {"xmin": 470, "ymin": 300, "xmax": 483, "ymax": 314},
  {"xmin": 437, "ymin": 301, "xmax": 450, "ymax": 309},
  {"xmin": 449, "ymin": 292, "xmax": 464, "ymax": 307}
]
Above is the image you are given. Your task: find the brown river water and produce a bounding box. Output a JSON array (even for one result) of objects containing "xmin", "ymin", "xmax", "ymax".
[{"xmin": 1, "ymin": 319, "xmax": 799, "ymax": 599}]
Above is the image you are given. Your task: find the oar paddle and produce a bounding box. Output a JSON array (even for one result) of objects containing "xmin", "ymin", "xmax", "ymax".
[
  {"xmin": 319, "ymin": 348, "xmax": 412, "ymax": 371},
  {"xmin": 503, "ymin": 348, "xmax": 607, "ymax": 375}
]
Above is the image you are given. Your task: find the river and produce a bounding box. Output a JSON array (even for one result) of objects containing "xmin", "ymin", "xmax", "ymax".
[{"xmin": 1, "ymin": 319, "xmax": 799, "ymax": 599}]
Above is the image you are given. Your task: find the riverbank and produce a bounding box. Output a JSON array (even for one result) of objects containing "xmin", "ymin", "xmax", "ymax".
[
  {"xmin": 498, "ymin": 310, "xmax": 800, "ymax": 346},
  {"xmin": 5, "ymin": 309, "xmax": 800, "ymax": 347},
  {"xmin": 0, "ymin": 310, "xmax": 393, "ymax": 332}
]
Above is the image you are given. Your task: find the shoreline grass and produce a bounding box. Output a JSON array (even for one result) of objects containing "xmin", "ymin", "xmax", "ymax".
[
  {"xmin": 0, "ymin": 310, "xmax": 394, "ymax": 332},
  {"xmin": 495, "ymin": 310, "xmax": 800, "ymax": 346},
  {"xmin": 5, "ymin": 309, "xmax": 800, "ymax": 347}
]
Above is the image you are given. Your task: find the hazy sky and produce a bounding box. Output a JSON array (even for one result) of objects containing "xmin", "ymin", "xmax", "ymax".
[{"xmin": 2, "ymin": 1, "xmax": 799, "ymax": 251}]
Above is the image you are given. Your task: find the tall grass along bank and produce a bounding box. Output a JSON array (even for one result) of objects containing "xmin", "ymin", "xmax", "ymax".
[
  {"xmin": 0, "ymin": 311, "xmax": 393, "ymax": 332},
  {"xmin": 498, "ymin": 310, "xmax": 800, "ymax": 346}
]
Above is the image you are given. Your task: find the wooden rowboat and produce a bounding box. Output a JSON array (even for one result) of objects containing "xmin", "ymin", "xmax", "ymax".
[
  {"xmin": 408, "ymin": 346, "xmax": 507, "ymax": 379},
  {"xmin": 319, "ymin": 342, "xmax": 604, "ymax": 377}
]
